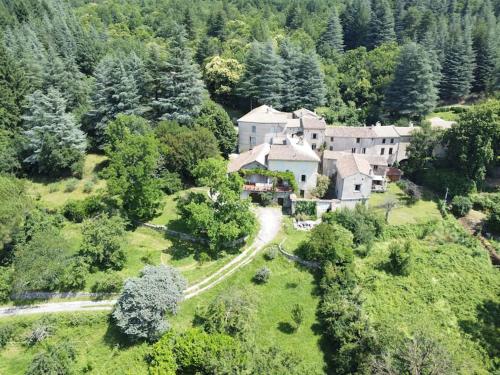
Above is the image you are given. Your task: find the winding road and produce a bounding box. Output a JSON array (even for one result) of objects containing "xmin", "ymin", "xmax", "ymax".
[{"xmin": 0, "ymin": 207, "xmax": 282, "ymax": 318}]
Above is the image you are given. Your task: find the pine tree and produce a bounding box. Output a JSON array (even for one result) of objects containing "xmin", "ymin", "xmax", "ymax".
[
  {"xmin": 440, "ymin": 17, "xmax": 475, "ymax": 101},
  {"xmin": 297, "ymin": 52, "xmax": 327, "ymax": 109},
  {"xmin": 88, "ymin": 55, "xmax": 141, "ymax": 147},
  {"xmin": 317, "ymin": 8, "xmax": 344, "ymax": 58},
  {"xmin": 23, "ymin": 88, "xmax": 86, "ymax": 176},
  {"xmin": 153, "ymin": 29, "xmax": 205, "ymax": 124},
  {"xmin": 384, "ymin": 42, "xmax": 437, "ymax": 119},
  {"xmin": 183, "ymin": 8, "xmax": 196, "ymax": 40},
  {"xmin": 368, "ymin": 0, "xmax": 396, "ymax": 49},
  {"xmin": 342, "ymin": 0, "xmax": 371, "ymax": 50},
  {"xmin": 279, "ymin": 41, "xmax": 303, "ymax": 111},
  {"xmin": 472, "ymin": 1, "xmax": 497, "ymax": 92},
  {"xmin": 0, "ymin": 44, "xmax": 29, "ymax": 132},
  {"xmin": 207, "ymin": 10, "xmax": 226, "ymax": 39}
]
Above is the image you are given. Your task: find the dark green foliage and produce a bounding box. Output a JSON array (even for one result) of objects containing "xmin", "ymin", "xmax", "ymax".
[
  {"xmin": 450, "ymin": 196, "xmax": 473, "ymax": 217},
  {"xmin": 104, "ymin": 125, "xmax": 162, "ymax": 222},
  {"xmin": 0, "ymin": 175, "xmax": 31, "ymax": 249},
  {"xmin": 61, "ymin": 256, "xmax": 89, "ymax": 291},
  {"xmin": 317, "ymin": 8, "xmax": 344, "ymax": 57},
  {"xmin": 388, "ymin": 240, "xmax": 413, "ymax": 276},
  {"xmin": 153, "ymin": 29, "xmax": 205, "ymax": 124},
  {"xmin": 419, "ymin": 168, "xmax": 476, "ymax": 197},
  {"xmin": 368, "ymin": 0, "xmax": 396, "ymax": 49},
  {"xmin": 155, "ymin": 121, "xmax": 220, "ymax": 180},
  {"xmin": 323, "ymin": 204, "xmax": 385, "ymax": 246},
  {"xmin": 299, "ymin": 222, "xmax": 354, "ymax": 265},
  {"xmin": 195, "ymin": 289, "xmax": 254, "ymax": 337},
  {"xmin": 291, "ymin": 304, "xmax": 304, "ymax": 330},
  {"xmin": 23, "ymin": 88, "xmax": 86, "ymax": 177},
  {"xmin": 0, "ymin": 267, "xmax": 12, "ymax": 302},
  {"xmin": 486, "ymin": 204, "xmax": 500, "ymax": 235},
  {"xmin": 79, "ymin": 214, "xmax": 126, "ymax": 271},
  {"xmin": 404, "ymin": 127, "xmax": 444, "ymax": 176},
  {"xmin": 259, "ymin": 192, "xmax": 274, "ymax": 207},
  {"xmin": 91, "ymin": 272, "xmax": 123, "ymax": 294},
  {"xmin": 26, "ymin": 342, "xmax": 76, "ymax": 375},
  {"xmin": 193, "ymin": 100, "xmax": 237, "ymax": 156},
  {"xmin": 253, "ymin": 267, "xmax": 271, "ymax": 284},
  {"xmin": 444, "ymin": 100, "xmax": 500, "ymax": 186},
  {"xmin": 384, "ymin": 43, "xmax": 437, "ymax": 119},
  {"xmin": 342, "ymin": 0, "xmax": 371, "ymax": 50},
  {"xmin": 61, "ymin": 195, "xmax": 110, "ymax": 223},
  {"xmin": 0, "ymin": 324, "xmax": 14, "ymax": 348},
  {"xmin": 113, "ymin": 265, "xmax": 186, "ymax": 342},
  {"xmin": 157, "ymin": 170, "xmax": 184, "ymax": 195},
  {"xmin": 294, "ymin": 201, "xmax": 316, "ymax": 217},
  {"xmin": 472, "ymin": 2, "xmax": 497, "ymax": 93}
]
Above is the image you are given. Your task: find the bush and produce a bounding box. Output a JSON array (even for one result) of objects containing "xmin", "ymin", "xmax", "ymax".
[
  {"xmin": 112, "ymin": 266, "xmax": 187, "ymax": 342},
  {"xmin": 486, "ymin": 204, "xmax": 500, "ymax": 235},
  {"xmin": 312, "ymin": 175, "xmax": 330, "ymax": 198},
  {"xmin": 83, "ymin": 181, "xmax": 94, "ymax": 193},
  {"xmin": 61, "ymin": 257, "xmax": 88, "ymax": 290},
  {"xmin": 91, "ymin": 272, "xmax": 123, "ymax": 294},
  {"xmin": 48, "ymin": 183, "xmax": 59, "ymax": 193},
  {"xmin": 141, "ymin": 252, "xmax": 155, "ymax": 265},
  {"xmin": 450, "ymin": 196, "xmax": 472, "ymax": 217},
  {"xmin": 260, "ymin": 192, "xmax": 274, "ymax": 207},
  {"xmin": 0, "ymin": 267, "xmax": 12, "ymax": 302},
  {"xmin": 294, "ymin": 201, "xmax": 316, "ymax": 217},
  {"xmin": 419, "ymin": 168, "xmax": 476, "ymax": 197},
  {"xmin": 24, "ymin": 318, "xmax": 54, "ymax": 346},
  {"xmin": 291, "ymin": 304, "xmax": 304, "ymax": 330},
  {"xmin": 0, "ymin": 325, "xmax": 14, "ymax": 348},
  {"xmin": 158, "ymin": 170, "xmax": 184, "ymax": 195},
  {"xmin": 26, "ymin": 342, "xmax": 76, "ymax": 375},
  {"xmin": 198, "ymin": 252, "xmax": 211, "ymax": 265},
  {"xmin": 253, "ymin": 267, "xmax": 270, "ymax": 284},
  {"xmin": 62, "ymin": 195, "xmax": 110, "ymax": 223},
  {"xmin": 264, "ymin": 245, "xmax": 278, "ymax": 261},
  {"xmin": 388, "ymin": 241, "xmax": 413, "ymax": 276},
  {"xmin": 64, "ymin": 178, "xmax": 79, "ymax": 192}
]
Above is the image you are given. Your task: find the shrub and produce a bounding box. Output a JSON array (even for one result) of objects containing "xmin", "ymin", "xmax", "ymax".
[
  {"xmin": 24, "ymin": 318, "xmax": 54, "ymax": 346},
  {"xmin": 264, "ymin": 245, "xmax": 278, "ymax": 261},
  {"xmin": 64, "ymin": 178, "xmax": 79, "ymax": 192},
  {"xmin": 26, "ymin": 342, "xmax": 76, "ymax": 375},
  {"xmin": 61, "ymin": 257, "xmax": 88, "ymax": 290},
  {"xmin": 388, "ymin": 241, "xmax": 413, "ymax": 276},
  {"xmin": 294, "ymin": 201, "xmax": 316, "ymax": 217},
  {"xmin": 141, "ymin": 252, "xmax": 155, "ymax": 265},
  {"xmin": 91, "ymin": 272, "xmax": 123, "ymax": 294},
  {"xmin": 198, "ymin": 252, "xmax": 211, "ymax": 265},
  {"xmin": 62, "ymin": 195, "xmax": 109, "ymax": 223},
  {"xmin": 450, "ymin": 196, "xmax": 472, "ymax": 217},
  {"xmin": 419, "ymin": 168, "xmax": 476, "ymax": 197},
  {"xmin": 486, "ymin": 204, "xmax": 500, "ymax": 235},
  {"xmin": 259, "ymin": 192, "xmax": 274, "ymax": 207},
  {"xmin": 48, "ymin": 183, "xmax": 59, "ymax": 193},
  {"xmin": 312, "ymin": 175, "xmax": 330, "ymax": 198},
  {"xmin": 83, "ymin": 181, "xmax": 94, "ymax": 193},
  {"xmin": 158, "ymin": 170, "xmax": 184, "ymax": 195},
  {"xmin": 0, "ymin": 325, "xmax": 14, "ymax": 348},
  {"xmin": 0, "ymin": 267, "xmax": 12, "ymax": 302},
  {"xmin": 112, "ymin": 266, "xmax": 187, "ymax": 342},
  {"xmin": 253, "ymin": 267, "xmax": 270, "ymax": 284},
  {"xmin": 291, "ymin": 304, "xmax": 304, "ymax": 330}
]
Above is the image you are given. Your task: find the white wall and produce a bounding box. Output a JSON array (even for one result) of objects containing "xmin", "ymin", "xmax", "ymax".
[
  {"xmin": 238, "ymin": 121, "xmax": 285, "ymax": 152},
  {"xmin": 268, "ymin": 159, "xmax": 319, "ymax": 198},
  {"xmin": 303, "ymin": 129, "xmax": 325, "ymax": 151},
  {"xmin": 336, "ymin": 172, "xmax": 372, "ymax": 201},
  {"xmin": 325, "ymin": 136, "xmax": 399, "ymax": 164}
]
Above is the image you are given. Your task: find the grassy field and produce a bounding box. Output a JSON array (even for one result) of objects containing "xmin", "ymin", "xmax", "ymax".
[
  {"xmin": 356, "ymin": 219, "xmax": 499, "ymax": 373},
  {"xmin": 369, "ymin": 183, "xmax": 442, "ymax": 224},
  {"xmin": 27, "ymin": 154, "xmax": 107, "ymax": 209},
  {"xmin": 427, "ymin": 110, "xmax": 460, "ymax": 121}
]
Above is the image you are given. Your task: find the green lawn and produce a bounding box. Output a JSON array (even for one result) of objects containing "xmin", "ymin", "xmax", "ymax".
[
  {"xmin": 27, "ymin": 154, "xmax": 107, "ymax": 209},
  {"xmin": 369, "ymin": 183, "xmax": 441, "ymax": 224},
  {"xmin": 427, "ymin": 110, "xmax": 459, "ymax": 121}
]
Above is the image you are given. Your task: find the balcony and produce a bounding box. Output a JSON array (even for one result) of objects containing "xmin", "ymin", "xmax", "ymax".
[{"xmin": 243, "ymin": 182, "xmax": 292, "ymax": 192}]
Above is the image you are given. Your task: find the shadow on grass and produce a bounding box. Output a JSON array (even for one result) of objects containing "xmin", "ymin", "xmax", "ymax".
[
  {"xmin": 459, "ymin": 299, "xmax": 500, "ymax": 361},
  {"xmin": 93, "ymin": 158, "xmax": 109, "ymax": 174},
  {"xmin": 285, "ymin": 282, "xmax": 298, "ymax": 289},
  {"xmin": 103, "ymin": 317, "xmax": 138, "ymax": 350},
  {"xmin": 164, "ymin": 236, "xmax": 203, "ymax": 261},
  {"xmin": 312, "ymin": 320, "xmax": 336, "ymax": 375},
  {"xmin": 277, "ymin": 321, "xmax": 295, "ymax": 334}
]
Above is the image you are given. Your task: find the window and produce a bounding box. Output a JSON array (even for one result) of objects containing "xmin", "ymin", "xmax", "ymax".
[
  {"xmin": 329, "ymin": 146, "xmax": 333, "ymax": 151},
  {"xmin": 382, "ymin": 138, "xmax": 386, "ymax": 144},
  {"xmin": 300, "ymin": 190, "xmax": 305, "ymax": 197},
  {"xmin": 251, "ymin": 125, "xmax": 256, "ymax": 133},
  {"xmin": 373, "ymin": 165, "xmax": 378, "ymax": 171},
  {"xmin": 351, "ymin": 148, "xmax": 356, "ymax": 153},
  {"xmin": 362, "ymin": 148, "xmax": 366, "ymax": 154},
  {"xmin": 380, "ymin": 148, "xmax": 385, "ymax": 155},
  {"xmin": 355, "ymin": 184, "xmax": 361, "ymax": 191},
  {"xmin": 311, "ymin": 143, "xmax": 316, "ymax": 150},
  {"xmin": 301, "ymin": 174, "xmax": 306, "ymax": 182},
  {"xmin": 390, "ymin": 138, "xmax": 394, "ymax": 144},
  {"xmin": 389, "ymin": 148, "xmax": 393, "ymax": 155},
  {"xmin": 312, "ymin": 133, "xmax": 317, "ymax": 139},
  {"xmin": 330, "ymin": 137, "xmax": 334, "ymax": 142},
  {"xmin": 249, "ymin": 136, "xmax": 256, "ymax": 149},
  {"xmin": 356, "ymin": 138, "xmax": 360, "ymax": 143}
]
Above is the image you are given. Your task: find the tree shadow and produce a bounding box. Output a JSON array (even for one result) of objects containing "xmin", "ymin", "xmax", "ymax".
[
  {"xmin": 285, "ymin": 282, "xmax": 298, "ymax": 289},
  {"xmin": 93, "ymin": 158, "xmax": 109, "ymax": 174},
  {"xmin": 277, "ymin": 321, "xmax": 295, "ymax": 334},
  {"xmin": 103, "ymin": 317, "xmax": 138, "ymax": 350},
  {"xmin": 312, "ymin": 318, "xmax": 336, "ymax": 374},
  {"xmin": 459, "ymin": 299, "xmax": 500, "ymax": 361},
  {"xmin": 163, "ymin": 236, "xmax": 202, "ymax": 261}
]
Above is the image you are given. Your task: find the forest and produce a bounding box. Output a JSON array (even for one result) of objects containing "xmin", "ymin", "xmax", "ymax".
[{"xmin": 0, "ymin": 0, "xmax": 499, "ymax": 374}]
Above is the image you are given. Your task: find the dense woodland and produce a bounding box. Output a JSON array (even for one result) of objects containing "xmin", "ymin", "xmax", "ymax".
[{"xmin": 0, "ymin": 1, "xmax": 499, "ymax": 374}]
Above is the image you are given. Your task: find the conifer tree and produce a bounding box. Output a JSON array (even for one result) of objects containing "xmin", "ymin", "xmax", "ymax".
[
  {"xmin": 342, "ymin": 0, "xmax": 371, "ymax": 50},
  {"xmin": 472, "ymin": 1, "xmax": 497, "ymax": 92},
  {"xmin": 368, "ymin": 0, "xmax": 396, "ymax": 49},
  {"xmin": 23, "ymin": 88, "xmax": 86, "ymax": 176},
  {"xmin": 153, "ymin": 29, "xmax": 205, "ymax": 124},
  {"xmin": 207, "ymin": 10, "xmax": 226, "ymax": 39},
  {"xmin": 384, "ymin": 42, "xmax": 437, "ymax": 119},
  {"xmin": 317, "ymin": 8, "xmax": 344, "ymax": 58},
  {"xmin": 88, "ymin": 55, "xmax": 141, "ymax": 147},
  {"xmin": 0, "ymin": 44, "xmax": 29, "ymax": 132},
  {"xmin": 297, "ymin": 52, "xmax": 327, "ymax": 109},
  {"xmin": 440, "ymin": 18, "xmax": 475, "ymax": 101},
  {"xmin": 279, "ymin": 41, "xmax": 303, "ymax": 111}
]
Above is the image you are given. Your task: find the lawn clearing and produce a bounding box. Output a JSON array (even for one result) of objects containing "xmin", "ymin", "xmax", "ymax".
[{"xmin": 368, "ymin": 183, "xmax": 441, "ymax": 224}]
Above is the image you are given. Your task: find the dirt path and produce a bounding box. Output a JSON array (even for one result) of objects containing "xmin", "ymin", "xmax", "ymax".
[{"xmin": 0, "ymin": 207, "xmax": 282, "ymax": 317}]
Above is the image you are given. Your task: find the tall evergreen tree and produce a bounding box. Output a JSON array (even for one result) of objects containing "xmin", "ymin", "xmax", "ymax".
[
  {"xmin": 317, "ymin": 8, "xmax": 344, "ymax": 58},
  {"xmin": 440, "ymin": 17, "xmax": 475, "ymax": 101},
  {"xmin": 368, "ymin": 0, "xmax": 396, "ymax": 49},
  {"xmin": 88, "ymin": 55, "xmax": 141, "ymax": 147},
  {"xmin": 384, "ymin": 42, "xmax": 437, "ymax": 119},
  {"xmin": 342, "ymin": 0, "xmax": 371, "ymax": 50},
  {"xmin": 297, "ymin": 52, "xmax": 327, "ymax": 109},
  {"xmin": 279, "ymin": 41, "xmax": 303, "ymax": 111},
  {"xmin": 153, "ymin": 29, "xmax": 205, "ymax": 124},
  {"xmin": 472, "ymin": 1, "xmax": 497, "ymax": 92},
  {"xmin": 23, "ymin": 88, "xmax": 86, "ymax": 176},
  {"xmin": 0, "ymin": 43, "xmax": 29, "ymax": 132},
  {"xmin": 207, "ymin": 10, "xmax": 226, "ymax": 39}
]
